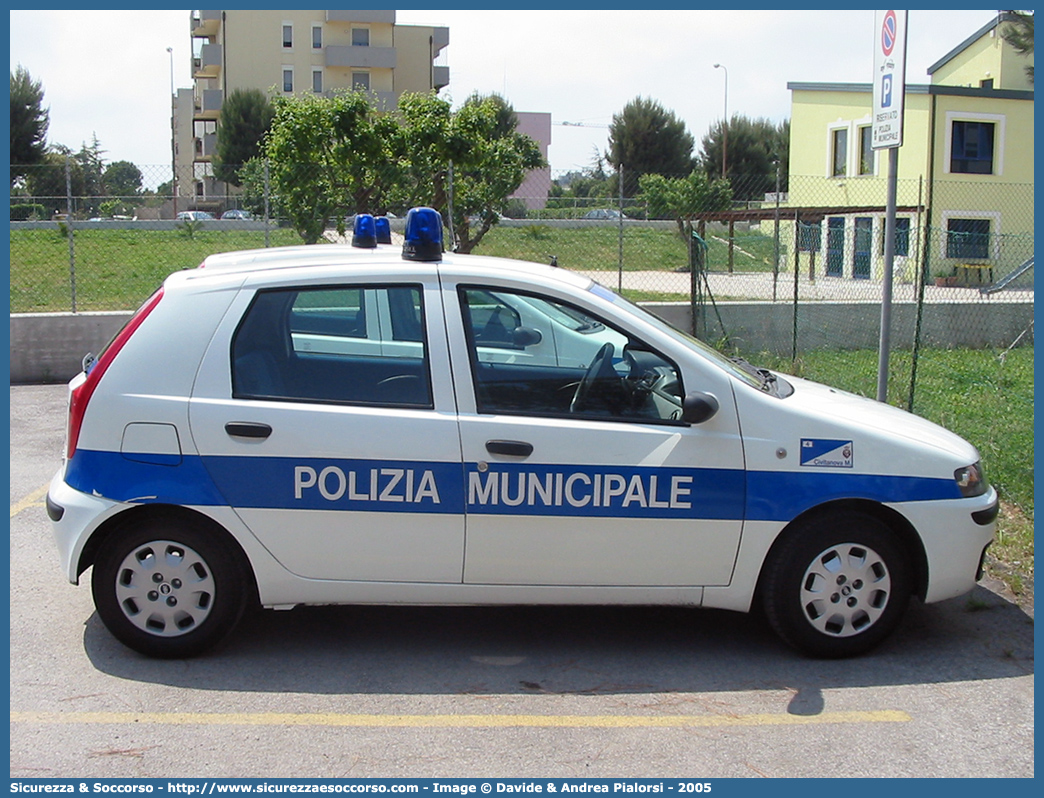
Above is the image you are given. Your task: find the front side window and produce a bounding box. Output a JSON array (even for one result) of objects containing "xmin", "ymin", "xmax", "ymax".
[
  {"xmin": 282, "ymin": 68, "xmax": 293, "ymax": 93},
  {"xmin": 459, "ymin": 287, "xmax": 684, "ymax": 423},
  {"xmin": 951, "ymin": 121, "xmax": 995, "ymax": 174},
  {"xmin": 312, "ymin": 69, "xmax": 323, "ymax": 94},
  {"xmin": 282, "ymin": 23, "xmax": 293, "ymax": 49},
  {"xmin": 312, "ymin": 25, "xmax": 322, "ymax": 50},
  {"xmin": 352, "ymin": 27, "xmax": 370, "ymax": 47},
  {"xmin": 831, "ymin": 128, "xmax": 848, "ymax": 177},
  {"xmin": 232, "ymin": 285, "xmax": 432, "ymax": 407}
]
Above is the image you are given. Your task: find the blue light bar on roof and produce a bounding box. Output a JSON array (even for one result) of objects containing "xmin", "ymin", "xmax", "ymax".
[
  {"xmin": 374, "ymin": 216, "xmax": 392, "ymax": 245},
  {"xmin": 402, "ymin": 207, "xmax": 444, "ymax": 262},
  {"xmin": 352, "ymin": 214, "xmax": 377, "ymax": 248}
]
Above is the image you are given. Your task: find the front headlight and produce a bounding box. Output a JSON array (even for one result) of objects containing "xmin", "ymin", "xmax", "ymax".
[{"xmin": 954, "ymin": 461, "xmax": 987, "ymax": 497}]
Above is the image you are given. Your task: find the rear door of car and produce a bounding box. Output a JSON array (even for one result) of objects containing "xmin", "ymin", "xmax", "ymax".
[{"xmin": 189, "ymin": 272, "xmax": 466, "ymax": 584}]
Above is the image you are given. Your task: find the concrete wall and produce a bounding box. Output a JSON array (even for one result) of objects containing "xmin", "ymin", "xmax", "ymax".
[
  {"xmin": 10, "ymin": 302, "xmax": 1033, "ymax": 384},
  {"xmin": 651, "ymin": 301, "xmax": 1035, "ymax": 353}
]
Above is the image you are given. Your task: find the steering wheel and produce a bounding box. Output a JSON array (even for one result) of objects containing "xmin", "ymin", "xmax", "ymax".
[{"xmin": 570, "ymin": 342, "xmax": 616, "ymax": 413}]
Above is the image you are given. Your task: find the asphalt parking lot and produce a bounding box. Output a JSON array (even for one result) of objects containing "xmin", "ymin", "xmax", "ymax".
[{"xmin": 9, "ymin": 383, "xmax": 1034, "ymax": 779}]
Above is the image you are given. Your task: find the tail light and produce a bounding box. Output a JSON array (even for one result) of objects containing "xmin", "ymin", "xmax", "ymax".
[{"xmin": 67, "ymin": 288, "xmax": 164, "ymax": 460}]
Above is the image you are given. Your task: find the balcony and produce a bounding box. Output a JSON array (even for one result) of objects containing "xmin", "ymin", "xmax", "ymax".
[
  {"xmin": 325, "ymin": 45, "xmax": 396, "ymax": 70},
  {"xmin": 194, "ymin": 133, "xmax": 217, "ymax": 159},
  {"xmin": 194, "ymin": 89, "xmax": 223, "ymax": 119},
  {"xmin": 433, "ymin": 66, "xmax": 450, "ymax": 90},
  {"xmin": 191, "ymin": 10, "xmax": 221, "ymax": 38},
  {"xmin": 193, "ymin": 43, "xmax": 222, "ymax": 78},
  {"xmin": 326, "ymin": 10, "xmax": 395, "ymax": 24},
  {"xmin": 432, "ymin": 27, "xmax": 449, "ymax": 56}
]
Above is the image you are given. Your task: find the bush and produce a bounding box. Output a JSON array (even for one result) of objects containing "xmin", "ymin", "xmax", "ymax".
[{"xmin": 10, "ymin": 203, "xmax": 46, "ymax": 221}]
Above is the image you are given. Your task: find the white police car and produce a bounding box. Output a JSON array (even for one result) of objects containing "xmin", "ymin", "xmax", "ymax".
[{"xmin": 47, "ymin": 208, "xmax": 998, "ymax": 659}]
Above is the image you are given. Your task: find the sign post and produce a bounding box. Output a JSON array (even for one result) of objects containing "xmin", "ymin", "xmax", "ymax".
[{"xmin": 872, "ymin": 9, "xmax": 908, "ymax": 403}]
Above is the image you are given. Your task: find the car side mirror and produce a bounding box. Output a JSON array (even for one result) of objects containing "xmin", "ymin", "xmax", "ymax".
[
  {"xmin": 512, "ymin": 326, "xmax": 543, "ymax": 348},
  {"xmin": 681, "ymin": 391, "xmax": 719, "ymax": 424}
]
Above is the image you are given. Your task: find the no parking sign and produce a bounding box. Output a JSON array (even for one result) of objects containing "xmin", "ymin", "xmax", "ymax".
[{"xmin": 872, "ymin": 9, "xmax": 908, "ymax": 149}]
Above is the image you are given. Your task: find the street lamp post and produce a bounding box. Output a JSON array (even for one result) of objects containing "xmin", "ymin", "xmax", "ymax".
[
  {"xmin": 167, "ymin": 46, "xmax": 178, "ymax": 216},
  {"xmin": 713, "ymin": 63, "xmax": 728, "ymax": 180}
]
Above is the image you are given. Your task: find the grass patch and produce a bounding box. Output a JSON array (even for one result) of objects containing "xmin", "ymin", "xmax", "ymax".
[
  {"xmin": 472, "ymin": 224, "xmax": 781, "ymax": 274},
  {"xmin": 10, "ymin": 227, "xmax": 304, "ymax": 312},
  {"xmin": 11, "ymin": 225, "xmax": 785, "ymax": 312}
]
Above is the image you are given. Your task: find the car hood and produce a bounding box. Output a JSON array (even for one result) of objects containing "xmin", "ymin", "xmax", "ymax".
[{"xmin": 780, "ymin": 373, "xmax": 980, "ymax": 462}]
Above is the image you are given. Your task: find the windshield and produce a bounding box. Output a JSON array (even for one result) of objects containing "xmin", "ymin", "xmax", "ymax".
[{"xmin": 587, "ymin": 281, "xmax": 772, "ymax": 392}]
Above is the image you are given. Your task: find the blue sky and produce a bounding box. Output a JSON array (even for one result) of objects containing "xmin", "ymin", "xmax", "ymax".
[{"xmin": 10, "ymin": 8, "xmax": 1001, "ymax": 176}]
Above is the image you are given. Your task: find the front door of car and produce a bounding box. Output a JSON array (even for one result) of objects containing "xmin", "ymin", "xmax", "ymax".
[
  {"xmin": 189, "ymin": 277, "xmax": 465, "ymax": 584},
  {"xmin": 445, "ymin": 282, "xmax": 746, "ymax": 588}
]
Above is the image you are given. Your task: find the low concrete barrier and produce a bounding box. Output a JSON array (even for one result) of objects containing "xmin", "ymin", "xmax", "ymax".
[{"xmin": 10, "ymin": 301, "xmax": 1033, "ymax": 385}]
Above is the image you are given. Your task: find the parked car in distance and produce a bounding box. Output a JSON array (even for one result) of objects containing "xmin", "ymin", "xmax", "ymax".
[
  {"xmin": 584, "ymin": 209, "xmax": 629, "ymax": 220},
  {"xmin": 221, "ymin": 209, "xmax": 253, "ymax": 220},
  {"xmin": 177, "ymin": 211, "xmax": 215, "ymax": 221}
]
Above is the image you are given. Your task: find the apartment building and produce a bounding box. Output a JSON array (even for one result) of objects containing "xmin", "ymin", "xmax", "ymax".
[
  {"xmin": 784, "ymin": 12, "xmax": 1033, "ymax": 284},
  {"xmin": 176, "ymin": 9, "xmax": 450, "ymax": 206}
]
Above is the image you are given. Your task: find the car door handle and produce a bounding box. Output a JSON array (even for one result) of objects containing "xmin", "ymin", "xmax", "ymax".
[
  {"xmin": 225, "ymin": 422, "xmax": 273, "ymax": 440},
  {"xmin": 485, "ymin": 439, "xmax": 534, "ymax": 457}
]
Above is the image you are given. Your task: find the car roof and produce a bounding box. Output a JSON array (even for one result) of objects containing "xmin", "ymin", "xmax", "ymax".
[
  {"xmin": 197, "ymin": 243, "xmax": 401, "ymax": 270},
  {"xmin": 182, "ymin": 245, "xmax": 594, "ymax": 295}
]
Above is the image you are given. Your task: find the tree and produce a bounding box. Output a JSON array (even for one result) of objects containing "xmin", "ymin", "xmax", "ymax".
[
  {"xmin": 606, "ymin": 97, "xmax": 695, "ymax": 195},
  {"xmin": 103, "ymin": 160, "xmax": 143, "ymax": 199},
  {"xmin": 394, "ymin": 92, "xmax": 543, "ymax": 253},
  {"xmin": 75, "ymin": 134, "xmax": 107, "ymax": 215},
  {"xmin": 638, "ymin": 170, "xmax": 733, "ymax": 237},
  {"xmin": 698, "ymin": 115, "xmax": 789, "ymax": 200},
  {"xmin": 1002, "ymin": 11, "xmax": 1034, "ymax": 83},
  {"xmin": 263, "ymin": 90, "xmax": 399, "ymax": 243},
  {"xmin": 10, "ymin": 65, "xmax": 49, "ymax": 185},
  {"xmin": 25, "ymin": 146, "xmax": 85, "ymax": 215},
  {"xmin": 213, "ymin": 89, "xmax": 276, "ymax": 186},
  {"xmin": 445, "ymin": 93, "xmax": 543, "ymax": 253}
]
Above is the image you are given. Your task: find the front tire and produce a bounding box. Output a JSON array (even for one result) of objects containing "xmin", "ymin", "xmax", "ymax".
[
  {"xmin": 762, "ymin": 511, "xmax": 911, "ymax": 658},
  {"xmin": 91, "ymin": 516, "xmax": 249, "ymax": 658}
]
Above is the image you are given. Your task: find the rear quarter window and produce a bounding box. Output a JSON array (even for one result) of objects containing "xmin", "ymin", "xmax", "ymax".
[{"xmin": 231, "ymin": 284, "xmax": 433, "ymax": 408}]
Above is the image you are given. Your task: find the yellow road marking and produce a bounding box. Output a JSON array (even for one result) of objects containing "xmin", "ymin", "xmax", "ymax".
[
  {"xmin": 11, "ymin": 710, "xmax": 911, "ymax": 728},
  {"xmin": 10, "ymin": 484, "xmax": 50, "ymax": 518}
]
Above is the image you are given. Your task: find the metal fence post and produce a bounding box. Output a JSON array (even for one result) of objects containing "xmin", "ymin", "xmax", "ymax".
[
  {"xmin": 446, "ymin": 161, "xmax": 456, "ymax": 251},
  {"xmin": 263, "ymin": 159, "xmax": 271, "ymax": 249},
  {"xmin": 65, "ymin": 158, "xmax": 77, "ymax": 313},
  {"xmin": 617, "ymin": 164, "xmax": 625, "ymax": 292}
]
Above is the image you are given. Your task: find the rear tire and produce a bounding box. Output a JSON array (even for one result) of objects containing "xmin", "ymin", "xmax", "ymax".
[
  {"xmin": 92, "ymin": 516, "xmax": 249, "ymax": 658},
  {"xmin": 762, "ymin": 511, "xmax": 911, "ymax": 658}
]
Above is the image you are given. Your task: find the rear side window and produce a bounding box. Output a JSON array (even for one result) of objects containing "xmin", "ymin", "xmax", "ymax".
[{"xmin": 231, "ymin": 284, "xmax": 432, "ymax": 408}]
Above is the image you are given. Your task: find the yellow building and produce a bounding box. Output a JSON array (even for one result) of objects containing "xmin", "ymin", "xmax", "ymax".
[
  {"xmin": 785, "ymin": 12, "xmax": 1033, "ymax": 285},
  {"xmin": 177, "ymin": 9, "xmax": 449, "ymax": 207}
]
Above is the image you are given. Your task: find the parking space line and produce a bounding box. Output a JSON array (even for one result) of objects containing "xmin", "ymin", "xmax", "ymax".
[
  {"xmin": 10, "ymin": 484, "xmax": 50, "ymax": 519},
  {"xmin": 11, "ymin": 710, "xmax": 911, "ymax": 728}
]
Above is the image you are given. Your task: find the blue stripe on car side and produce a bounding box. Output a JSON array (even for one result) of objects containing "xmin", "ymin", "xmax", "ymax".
[{"xmin": 65, "ymin": 450, "xmax": 960, "ymax": 521}]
